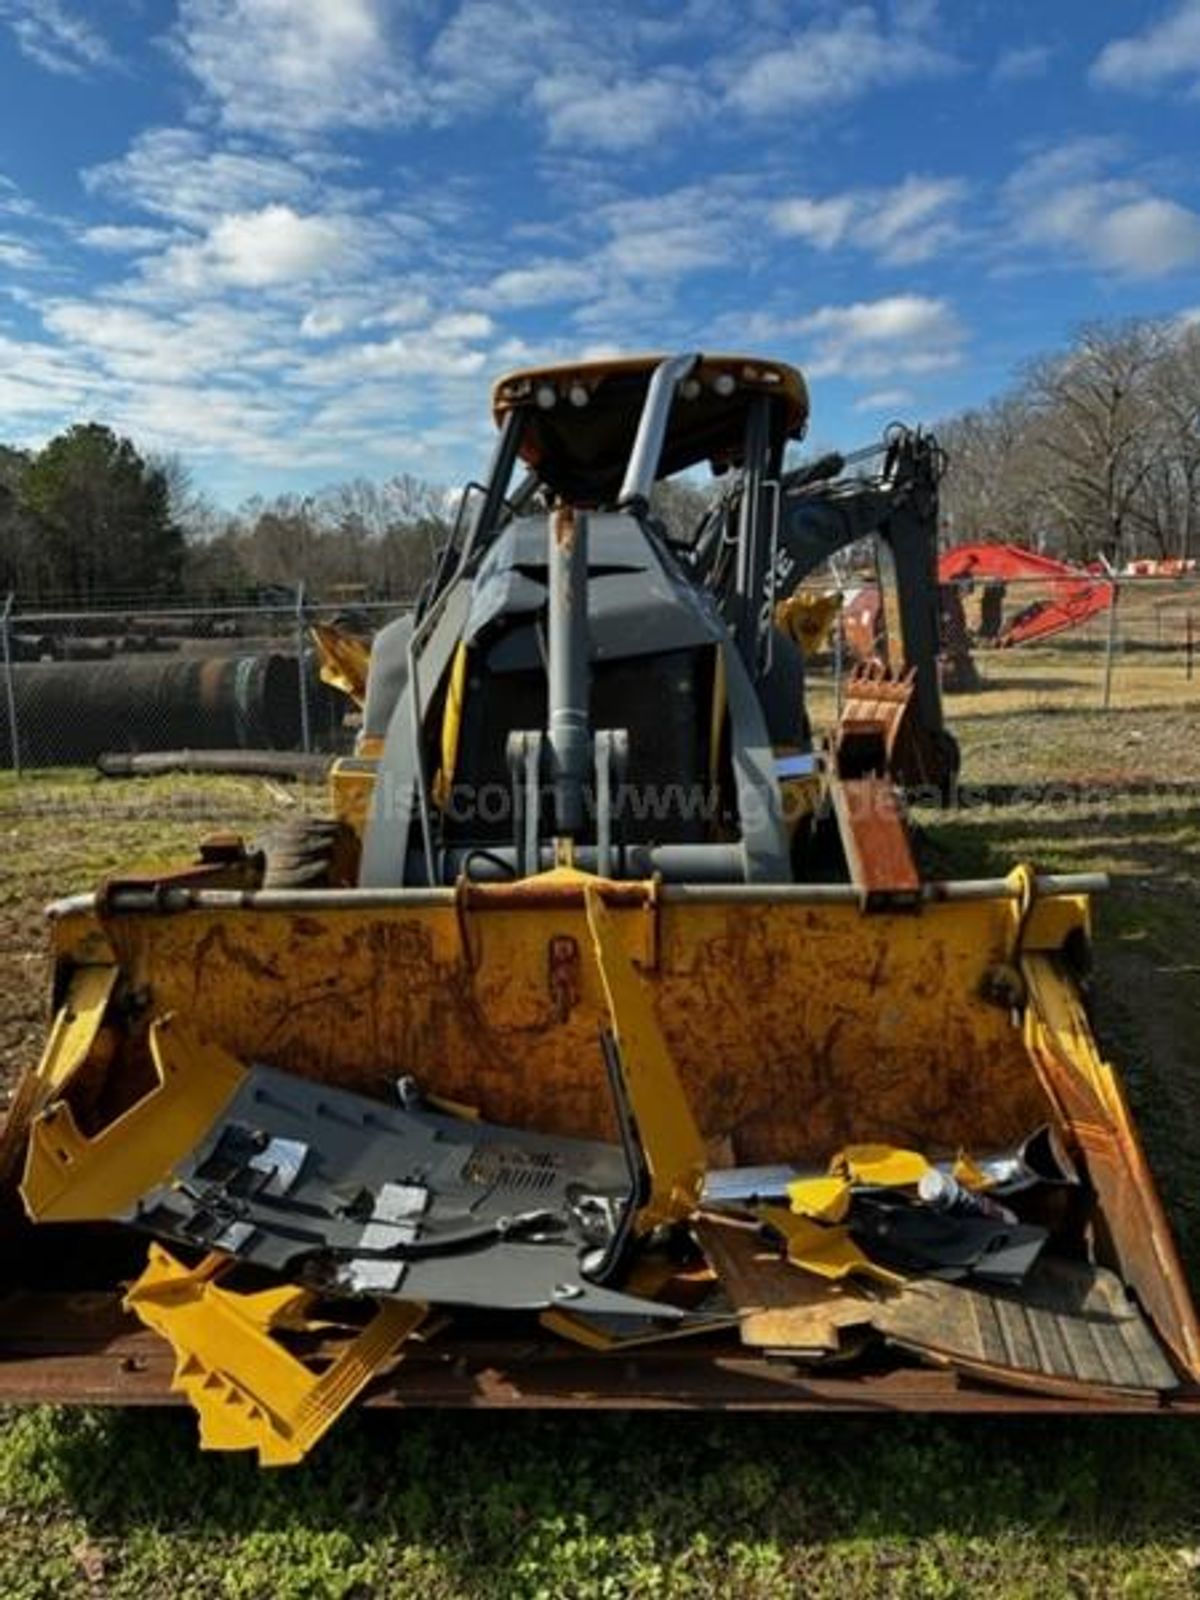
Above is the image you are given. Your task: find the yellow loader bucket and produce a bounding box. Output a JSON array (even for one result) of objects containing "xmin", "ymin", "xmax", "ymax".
[{"xmin": 5, "ymin": 868, "xmax": 1197, "ymax": 1413}]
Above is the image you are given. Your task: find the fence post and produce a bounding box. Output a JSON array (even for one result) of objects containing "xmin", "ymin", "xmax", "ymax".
[
  {"xmin": 1, "ymin": 591, "xmax": 19, "ymax": 778},
  {"xmin": 1187, "ymin": 610, "xmax": 1195, "ymax": 682},
  {"xmin": 1101, "ymin": 577, "xmax": 1120, "ymax": 710},
  {"xmin": 295, "ymin": 582, "xmax": 311, "ymax": 754},
  {"xmin": 833, "ymin": 591, "xmax": 844, "ymax": 719}
]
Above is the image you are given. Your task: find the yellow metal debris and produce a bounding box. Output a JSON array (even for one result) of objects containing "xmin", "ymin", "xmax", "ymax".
[
  {"xmin": 785, "ymin": 1174, "xmax": 851, "ymax": 1222},
  {"xmin": 125, "ymin": 1243, "xmax": 426, "ymax": 1466},
  {"xmin": 311, "ymin": 621, "xmax": 370, "ymax": 707},
  {"xmin": 759, "ymin": 1205, "xmax": 903, "ymax": 1286},
  {"xmin": 951, "ymin": 1150, "xmax": 994, "ymax": 1191},
  {"xmin": 0, "ymin": 962, "xmax": 117, "ymax": 1181},
  {"xmin": 21, "ymin": 1014, "xmax": 244, "ymax": 1224},
  {"xmin": 584, "ymin": 884, "xmax": 706, "ymax": 1230},
  {"xmin": 775, "ymin": 590, "xmax": 843, "ymax": 655},
  {"xmin": 833, "ymin": 1145, "xmax": 931, "ymax": 1187}
]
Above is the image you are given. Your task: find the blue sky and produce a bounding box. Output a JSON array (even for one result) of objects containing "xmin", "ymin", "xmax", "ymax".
[{"xmin": 0, "ymin": 0, "xmax": 1198, "ymax": 506}]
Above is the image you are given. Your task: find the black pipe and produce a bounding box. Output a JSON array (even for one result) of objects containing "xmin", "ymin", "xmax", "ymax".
[
  {"xmin": 96, "ymin": 749, "xmax": 333, "ymax": 781},
  {"xmin": 0, "ymin": 653, "xmax": 346, "ymax": 768}
]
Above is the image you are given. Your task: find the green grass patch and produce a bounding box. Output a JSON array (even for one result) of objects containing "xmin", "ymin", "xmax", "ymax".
[{"xmin": 0, "ymin": 1407, "xmax": 1198, "ymax": 1599}]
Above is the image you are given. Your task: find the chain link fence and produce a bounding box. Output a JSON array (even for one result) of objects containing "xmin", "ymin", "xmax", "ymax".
[
  {"xmin": 0, "ymin": 593, "xmax": 412, "ymax": 776},
  {"xmin": 1, "ymin": 576, "xmax": 1197, "ymax": 779},
  {"xmin": 800, "ymin": 572, "xmax": 1200, "ymax": 728}
]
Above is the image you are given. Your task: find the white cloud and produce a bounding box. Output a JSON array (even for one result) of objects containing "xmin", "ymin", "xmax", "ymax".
[
  {"xmin": 156, "ymin": 205, "xmax": 358, "ymax": 291},
  {"xmin": 532, "ymin": 71, "xmax": 706, "ymax": 152},
  {"xmin": 299, "ymin": 304, "xmax": 352, "ymax": 340},
  {"xmin": 293, "ymin": 309, "xmax": 500, "ymax": 392},
  {"xmin": 167, "ymin": 0, "xmax": 953, "ymax": 158},
  {"xmin": 792, "ymin": 295, "xmax": 966, "ymax": 379},
  {"xmin": 726, "ymin": 4, "xmax": 955, "ymax": 117},
  {"xmin": 84, "ymin": 128, "xmax": 315, "ymax": 228},
  {"xmin": 477, "ymin": 262, "xmax": 597, "ymax": 309},
  {"xmin": 599, "ymin": 183, "xmax": 747, "ymax": 279},
  {"xmin": 992, "ymin": 44, "xmax": 1052, "ymax": 83},
  {"xmin": 770, "ymin": 196, "xmax": 856, "ymax": 251},
  {"xmin": 429, "ymin": 311, "xmax": 494, "ymax": 342},
  {"xmin": 430, "ymin": 2, "xmax": 706, "ymax": 151},
  {"xmin": 1091, "ymin": 1, "xmax": 1200, "ymax": 95},
  {"xmin": 1086, "ymin": 196, "xmax": 1200, "ymax": 276},
  {"xmin": 870, "ymin": 176, "xmax": 967, "ymax": 263},
  {"xmin": 40, "ymin": 300, "xmax": 288, "ymax": 384},
  {"xmin": 0, "ymin": 330, "xmax": 94, "ymax": 422},
  {"xmin": 854, "ymin": 388, "xmax": 916, "ymax": 412},
  {"xmin": 81, "ymin": 225, "xmax": 176, "ymax": 254},
  {"xmin": 0, "ymin": 0, "xmax": 116, "ymax": 76},
  {"xmin": 1004, "ymin": 141, "xmax": 1200, "ymax": 278},
  {"xmin": 299, "ymin": 328, "xmax": 493, "ymax": 384},
  {"xmin": 370, "ymin": 292, "xmax": 434, "ymax": 328},
  {"xmin": 106, "ymin": 380, "xmax": 302, "ymax": 464},
  {"xmin": 0, "ymin": 233, "xmax": 43, "ymax": 270},
  {"xmin": 1007, "ymin": 136, "xmax": 1123, "ymax": 192},
  {"xmin": 429, "ymin": 0, "xmax": 593, "ymax": 107},
  {"xmin": 771, "ymin": 176, "xmax": 967, "ymax": 265},
  {"xmin": 172, "ymin": 0, "xmax": 420, "ymax": 137}
]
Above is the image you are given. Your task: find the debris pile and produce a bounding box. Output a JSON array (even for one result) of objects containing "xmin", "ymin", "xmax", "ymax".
[{"xmin": 17, "ymin": 939, "xmax": 1179, "ymax": 1465}]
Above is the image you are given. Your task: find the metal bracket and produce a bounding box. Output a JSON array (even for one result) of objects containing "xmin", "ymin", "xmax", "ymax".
[
  {"xmin": 584, "ymin": 886, "xmax": 705, "ymax": 1233},
  {"xmin": 593, "ymin": 728, "xmax": 629, "ymax": 879},
  {"xmin": 125, "ymin": 1243, "xmax": 426, "ymax": 1466},
  {"xmin": 506, "ymin": 729, "xmax": 544, "ymax": 878}
]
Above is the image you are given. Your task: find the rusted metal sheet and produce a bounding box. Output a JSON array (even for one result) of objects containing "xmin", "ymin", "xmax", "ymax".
[
  {"xmin": 72, "ymin": 894, "xmax": 1054, "ymax": 1165},
  {"xmin": 1023, "ymin": 954, "xmax": 1200, "ymax": 1383},
  {"xmin": 0, "ymin": 1294, "xmax": 1195, "ymax": 1414}
]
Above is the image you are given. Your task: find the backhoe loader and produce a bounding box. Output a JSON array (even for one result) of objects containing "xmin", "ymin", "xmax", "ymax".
[{"xmin": 2, "ymin": 353, "xmax": 1196, "ymax": 1464}]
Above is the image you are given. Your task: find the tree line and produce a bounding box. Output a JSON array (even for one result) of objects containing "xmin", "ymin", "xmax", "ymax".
[
  {"xmin": 0, "ymin": 426, "xmax": 453, "ymax": 608},
  {"xmin": 938, "ymin": 317, "xmax": 1200, "ymax": 564},
  {"xmin": 2, "ymin": 315, "xmax": 1196, "ymax": 608}
]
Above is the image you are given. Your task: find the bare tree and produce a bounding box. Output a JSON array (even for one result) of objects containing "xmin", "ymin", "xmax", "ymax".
[
  {"xmin": 938, "ymin": 395, "xmax": 1044, "ymax": 546},
  {"xmin": 939, "ymin": 318, "xmax": 1199, "ymax": 565},
  {"xmin": 1142, "ymin": 323, "xmax": 1200, "ymax": 562},
  {"xmin": 1023, "ymin": 321, "xmax": 1168, "ymax": 562}
]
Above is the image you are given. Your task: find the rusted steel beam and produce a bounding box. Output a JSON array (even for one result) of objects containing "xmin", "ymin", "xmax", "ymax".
[
  {"xmin": 0, "ymin": 1294, "xmax": 1196, "ymax": 1414},
  {"xmin": 828, "ymin": 775, "xmax": 921, "ymax": 910}
]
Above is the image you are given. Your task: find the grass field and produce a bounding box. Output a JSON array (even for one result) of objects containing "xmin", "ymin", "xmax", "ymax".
[{"xmin": 0, "ymin": 690, "xmax": 1198, "ymax": 1599}]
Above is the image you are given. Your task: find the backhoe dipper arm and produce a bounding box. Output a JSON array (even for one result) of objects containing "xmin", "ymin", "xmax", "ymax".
[
  {"xmin": 775, "ymin": 427, "xmax": 950, "ymax": 746},
  {"xmin": 774, "ymin": 429, "xmax": 939, "ymax": 593}
]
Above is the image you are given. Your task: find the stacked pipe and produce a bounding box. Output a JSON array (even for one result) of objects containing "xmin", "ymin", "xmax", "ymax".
[{"xmin": 0, "ymin": 652, "xmax": 347, "ymax": 768}]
